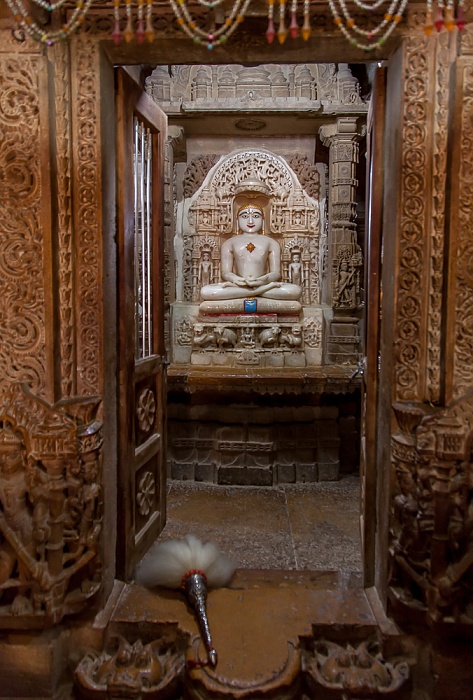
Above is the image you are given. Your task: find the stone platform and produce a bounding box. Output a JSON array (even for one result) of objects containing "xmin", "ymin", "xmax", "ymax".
[{"xmin": 167, "ymin": 366, "xmax": 361, "ymax": 486}]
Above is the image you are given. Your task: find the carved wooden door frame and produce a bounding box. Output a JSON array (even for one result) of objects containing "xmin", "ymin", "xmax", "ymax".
[{"xmin": 116, "ymin": 68, "xmax": 168, "ymax": 580}]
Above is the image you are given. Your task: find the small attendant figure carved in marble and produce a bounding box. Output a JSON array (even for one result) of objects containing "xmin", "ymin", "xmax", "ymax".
[
  {"xmin": 198, "ymin": 249, "xmax": 213, "ymax": 288},
  {"xmin": 200, "ymin": 204, "xmax": 302, "ymax": 302}
]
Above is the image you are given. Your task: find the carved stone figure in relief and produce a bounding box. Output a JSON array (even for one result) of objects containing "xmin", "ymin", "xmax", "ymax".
[
  {"xmin": 288, "ymin": 251, "xmax": 303, "ymax": 287},
  {"xmin": 198, "ymin": 249, "xmax": 213, "ymax": 287},
  {"xmin": 335, "ymin": 259, "xmax": 356, "ymax": 306}
]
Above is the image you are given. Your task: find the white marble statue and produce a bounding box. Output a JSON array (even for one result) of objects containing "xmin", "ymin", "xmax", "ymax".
[{"xmin": 199, "ymin": 203, "xmax": 302, "ymax": 313}]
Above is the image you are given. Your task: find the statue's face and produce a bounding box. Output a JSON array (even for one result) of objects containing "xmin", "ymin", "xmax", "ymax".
[{"xmin": 238, "ymin": 207, "xmax": 263, "ymax": 234}]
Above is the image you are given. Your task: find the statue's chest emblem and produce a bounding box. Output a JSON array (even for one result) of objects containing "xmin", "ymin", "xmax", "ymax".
[{"xmin": 246, "ymin": 242, "xmax": 256, "ymax": 253}]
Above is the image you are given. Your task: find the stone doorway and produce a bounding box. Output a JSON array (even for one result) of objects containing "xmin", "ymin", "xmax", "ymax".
[{"xmin": 135, "ymin": 61, "xmax": 373, "ymax": 574}]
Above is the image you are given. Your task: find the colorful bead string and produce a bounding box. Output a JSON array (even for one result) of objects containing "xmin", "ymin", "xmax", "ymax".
[
  {"xmin": 266, "ymin": 0, "xmax": 313, "ymax": 43},
  {"xmin": 4, "ymin": 0, "xmax": 92, "ymax": 44},
  {"xmin": 327, "ymin": 0, "xmax": 408, "ymax": 51},
  {"xmin": 168, "ymin": 0, "xmax": 251, "ymax": 49},
  {"xmin": 424, "ymin": 0, "xmax": 466, "ymax": 33}
]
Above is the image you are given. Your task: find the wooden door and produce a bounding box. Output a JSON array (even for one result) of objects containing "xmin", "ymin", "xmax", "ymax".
[
  {"xmin": 116, "ymin": 68, "xmax": 168, "ymax": 580},
  {"xmin": 360, "ymin": 67, "xmax": 387, "ymax": 587}
]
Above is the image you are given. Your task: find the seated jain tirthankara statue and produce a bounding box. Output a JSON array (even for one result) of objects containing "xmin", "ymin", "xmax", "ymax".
[{"xmin": 199, "ymin": 191, "xmax": 302, "ymax": 315}]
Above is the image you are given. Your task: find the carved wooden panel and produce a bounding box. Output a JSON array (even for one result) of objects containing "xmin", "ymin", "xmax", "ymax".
[
  {"xmin": 394, "ymin": 36, "xmax": 434, "ymax": 402},
  {"xmin": 53, "ymin": 42, "xmax": 76, "ymax": 398},
  {"xmin": 74, "ymin": 636, "xmax": 185, "ymax": 698},
  {"xmin": 449, "ymin": 57, "xmax": 473, "ymax": 400},
  {"xmin": 389, "ymin": 394, "xmax": 473, "ymax": 626},
  {"xmin": 0, "ymin": 384, "xmax": 103, "ymax": 627},
  {"xmin": 426, "ymin": 33, "xmax": 456, "ymax": 404},
  {"xmin": 0, "ymin": 52, "xmax": 47, "ymax": 399},
  {"xmin": 70, "ymin": 37, "xmax": 103, "ymax": 396}
]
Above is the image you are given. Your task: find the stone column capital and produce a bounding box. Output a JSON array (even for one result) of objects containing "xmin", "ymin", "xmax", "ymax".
[
  {"xmin": 319, "ymin": 117, "xmax": 363, "ymax": 146},
  {"xmin": 168, "ymin": 125, "xmax": 187, "ymax": 162}
]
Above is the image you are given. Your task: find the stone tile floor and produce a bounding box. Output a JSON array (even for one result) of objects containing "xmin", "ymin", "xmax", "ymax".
[{"xmin": 158, "ymin": 475, "xmax": 362, "ymax": 576}]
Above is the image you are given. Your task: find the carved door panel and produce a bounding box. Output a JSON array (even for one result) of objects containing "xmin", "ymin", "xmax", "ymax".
[
  {"xmin": 360, "ymin": 67, "xmax": 387, "ymax": 586},
  {"xmin": 116, "ymin": 68, "xmax": 168, "ymax": 580}
]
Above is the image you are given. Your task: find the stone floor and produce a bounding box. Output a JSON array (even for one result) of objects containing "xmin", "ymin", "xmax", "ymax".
[{"xmin": 156, "ymin": 475, "xmax": 362, "ymax": 576}]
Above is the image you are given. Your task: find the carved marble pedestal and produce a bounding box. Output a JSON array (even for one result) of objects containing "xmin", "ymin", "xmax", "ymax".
[{"xmin": 172, "ymin": 303, "xmax": 324, "ymax": 369}]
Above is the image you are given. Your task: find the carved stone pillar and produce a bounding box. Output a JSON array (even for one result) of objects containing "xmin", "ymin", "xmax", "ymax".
[
  {"xmin": 163, "ymin": 126, "xmax": 186, "ymax": 355},
  {"xmin": 319, "ymin": 117, "xmax": 364, "ymax": 365}
]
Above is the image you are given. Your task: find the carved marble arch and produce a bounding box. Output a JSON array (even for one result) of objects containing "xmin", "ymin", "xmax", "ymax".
[{"xmin": 185, "ymin": 148, "xmax": 321, "ymax": 306}]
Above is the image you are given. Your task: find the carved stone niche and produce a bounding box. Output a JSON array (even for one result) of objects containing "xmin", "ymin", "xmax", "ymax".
[
  {"xmin": 0, "ymin": 383, "xmax": 103, "ymax": 628},
  {"xmin": 389, "ymin": 392, "xmax": 473, "ymax": 629},
  {"xmin": 171, "ymin": 147, "xmax": 325, "ymax": 369}
]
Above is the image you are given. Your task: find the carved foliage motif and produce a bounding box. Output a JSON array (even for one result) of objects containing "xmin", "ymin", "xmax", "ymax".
[
  {"xmin": 395, "ymin": 37, "xmax": 431, "ymax": 401},
  {"xmin": 52, "ymin": 42, "xmax": 76, "ymax": 398},
  {"xmin": 74, "ymin": 636, "xmax": 185, "ymax": 699},
  {"xmin": 303, "ymin": 317, "xmax": 322, "ymax": 348},
  {"xmin": 304, "ymin": 638, "xmax": 410, "ymax": 695},
  {"xmin": 0, "ymin": 54, "xmax": 46, "ymax": 398},
  {"xmin": 389, "ymin": 393, "xmax": 473, "ymax": 625},
  {"xmin": 137, "ymin": 471, "xmax": 156, "ymax": 516},
  {"xmin": 71, "ymin": 37, "xmax": 101, "ymax": 396},
  {"xmin": 208, "ymin": 150, "xmax": 298, "ymax": 235},
  {"xmin": 182, "ymin": 155, "xmax": 219, "ymax": 199},
  {"xmin": 0, "ymin": 384, "xmax": 103, "ymax": 626},
  {"xmin": 427, "ymin": 33, "xmax": 453, "ymax": 404},
  {"xmin": 453, "ymin": 60, "xmax": 473, "ymax": 398},
  {"xmin": 286, "ymin": 155, "xmax": 320, "ymax": 200},
  {"xmin": 136, "ymin": 389, "xmax": 156, "ymax": 434}
]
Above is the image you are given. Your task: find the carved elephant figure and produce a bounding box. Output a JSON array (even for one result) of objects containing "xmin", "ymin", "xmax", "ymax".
[
  {"xmin": 214, "ymin": 326, "xmax": 237, "ymax": 348},
  {"xmin": 259, "ymin": 325, "xmax": 281, "ymax": 347},
  {"xmin": 193, "ymin": 325, "xmax": 216, "ymax": 348}
]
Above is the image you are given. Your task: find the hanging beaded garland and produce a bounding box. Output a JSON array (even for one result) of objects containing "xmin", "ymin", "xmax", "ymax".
[
  {"xmin": 424, "ymin": 0, "xmax": 466, "ymax": 33},
  {"xmin": 4, "ymin": 0, "xmax": 93, "ymax": 44},
  {"xmin": 4, "ymin": 0, "xmax": 468, "ymax": 50},
  {"xmin": 266, "ymin": 0, "xmax": 312, "ymax": 43},
  {"xmin": 168, "ymin": 0, "xmax": 252, "ymax": 49},
  {"xmin": 327, "ymin": 0, "xmax": 409, "ymax": 51},
  {"xmin": 112, "ymin": 0, "xmax": 155, "ymax": 44}
]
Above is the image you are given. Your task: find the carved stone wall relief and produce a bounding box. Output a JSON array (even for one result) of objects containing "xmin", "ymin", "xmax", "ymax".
[
  {"xmin": 147, "ymin": 64, "xmax": 368, "ymax": 112},
  {"xmin": 182, "ymin": 155, "xmax": 219, "ymax": 200}
]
